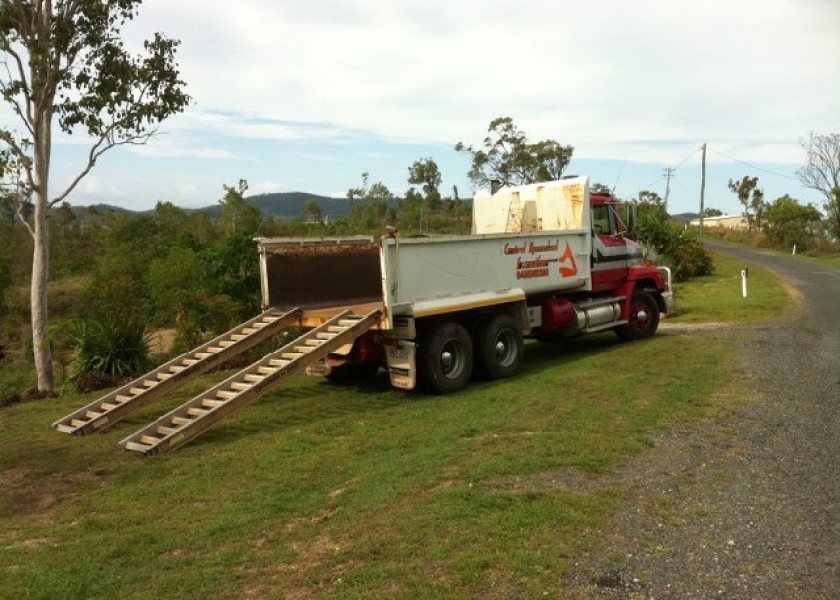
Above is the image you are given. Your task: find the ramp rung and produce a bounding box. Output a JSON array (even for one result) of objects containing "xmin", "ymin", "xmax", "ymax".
[
  {"xmin": 120, "ymin": 309, "xmax": 381, "ymax": 454},
  {"xmin": 54, "ymin": 307, "xmax": 304, "ymax": 437},
  {"xmin": 124, "ymin": 441, "xmax": 153, "ymax": 453}
]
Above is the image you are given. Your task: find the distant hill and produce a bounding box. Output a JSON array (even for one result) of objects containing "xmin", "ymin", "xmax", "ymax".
[
  {"xmin": 239, "ymin": 192, "xmax": 352, "ymax": 220},
  {"xmin": 63, "ymin": 192, "xmax": 468, "ymax": 222},
  {"xmin": 63, "ymin": 192, "xmax": 348, "ymax": 222}
]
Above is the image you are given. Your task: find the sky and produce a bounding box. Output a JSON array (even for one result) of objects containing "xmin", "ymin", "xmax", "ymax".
[{"xmin": 8, "ymin": 0, "xmax": 840, "ymax": 216}]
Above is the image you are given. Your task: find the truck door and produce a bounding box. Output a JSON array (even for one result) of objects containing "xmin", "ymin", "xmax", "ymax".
[{"xmin": 591, "ymin": 203, "xmax": 629, "ymax": 292}]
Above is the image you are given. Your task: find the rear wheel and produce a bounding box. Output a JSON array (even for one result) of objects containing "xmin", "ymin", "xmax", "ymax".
[
  {"xmin": 473, "ymin": 313, "xmax": 524, "ymax": 379},
  {"xmin": 616, "ymin": 291, "xmax": 660, "ymax": 340},
  {"xmin": 418, "ymin": 321, "xmax": 473, "ymax": 394}
]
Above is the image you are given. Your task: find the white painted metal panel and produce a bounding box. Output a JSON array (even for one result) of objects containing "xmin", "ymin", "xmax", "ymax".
[
  {"xmin": 381, "ymin": 230, "xmax": 591, "ymax": 322},
  {"xmin": 472, "ymin": 176, "xmax": 589, "ymax": 234}
]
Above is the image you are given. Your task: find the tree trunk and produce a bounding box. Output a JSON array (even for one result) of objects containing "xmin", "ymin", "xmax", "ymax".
[
  {"xmin": 31, "ymin": 106, "xmax": 54, "ymax": 393},
  {"xmin": 31, "ymin": 193, "xmax": 53, "ymax": 392}
]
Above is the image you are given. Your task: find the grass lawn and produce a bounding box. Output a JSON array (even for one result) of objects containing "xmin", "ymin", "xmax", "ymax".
[
  {"xmin": 671, "ymin": 250, "xmax": 798, "ymax": 324},
  {"xmin": 0, "ymin": 252, "xmax": 791, "ymax": 599}
]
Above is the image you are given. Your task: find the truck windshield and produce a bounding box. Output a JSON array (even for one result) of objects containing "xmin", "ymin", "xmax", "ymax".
[{"xmin": 592, "ymin": 204, "xmax": 628, "ymax": 236}]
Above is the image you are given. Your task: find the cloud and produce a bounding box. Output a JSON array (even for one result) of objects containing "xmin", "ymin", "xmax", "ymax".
[{"xmin": 7, "ymin": 0, "xmax": 836, "ymax": 211}]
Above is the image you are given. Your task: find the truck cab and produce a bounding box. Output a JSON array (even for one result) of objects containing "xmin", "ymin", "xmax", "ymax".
[{"xmin": 590, "ymin": 192, "xmax": 645, "ymax": 293}]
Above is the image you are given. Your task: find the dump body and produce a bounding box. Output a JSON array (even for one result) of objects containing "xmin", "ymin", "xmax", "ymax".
[
  {"xmin": 379, "ymin": 230, "xmax": 590, "ymax": 326},
  {"xmin": 257, "ymin": 177, "xmax": 598, "ymax": 328}
]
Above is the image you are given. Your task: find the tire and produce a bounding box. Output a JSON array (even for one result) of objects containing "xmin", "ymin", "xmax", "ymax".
[
  {"xmin": 616, "ymin": 291, "xmax": 660, "ymax": 341},
  {"xmin": 417, "ymin": 321, "xmax": 473, "ymax": 394},
  {"xmin": 473, "ymin": 313, "xmax": 524, "ymax": 380}
]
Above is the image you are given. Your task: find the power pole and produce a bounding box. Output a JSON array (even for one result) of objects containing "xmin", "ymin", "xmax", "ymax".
[
  {"xmin": 699, "ymin": 143, "xmax": 707, "ymax": 243},
  {"xmin": 662, "ymin": 166, "xmax": 675, "ymax": 209}
]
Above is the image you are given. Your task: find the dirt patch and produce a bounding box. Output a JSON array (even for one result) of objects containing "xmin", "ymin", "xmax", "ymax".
[
  {"xmin": 658, "ymin": 321, "xmax": 732, "ymax": 335},
  {"xmin": 148, "ymin": 328, "xmax": 177, "ymax": 354}
]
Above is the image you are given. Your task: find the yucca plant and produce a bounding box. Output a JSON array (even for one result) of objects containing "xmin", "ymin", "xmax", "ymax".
[{"xmin": 66, "ymin": 316, "xmax": 152, "ymax": 380}]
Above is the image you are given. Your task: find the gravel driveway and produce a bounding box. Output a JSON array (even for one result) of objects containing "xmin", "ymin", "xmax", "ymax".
[{"xmin": 567, "ymin": 243, "xmax": 839, "ymax": 599}]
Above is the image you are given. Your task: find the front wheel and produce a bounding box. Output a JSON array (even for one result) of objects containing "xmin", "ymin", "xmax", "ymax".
[
  {"xmin": 417, "ymin": 321, "xmax": 473, "ymax": 394},
  {"xmin": 473, "ymin": 313, "xmax": 524, "ymax": 380},
  {"xmin": 616, "ymin": 291, "xmax": 660, "ymax": 341}
]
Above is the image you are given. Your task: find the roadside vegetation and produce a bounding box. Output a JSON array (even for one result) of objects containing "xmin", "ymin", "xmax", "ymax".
[{"xmin": 0, "ymin": 250, "xmax": 789, "ymax": 599}]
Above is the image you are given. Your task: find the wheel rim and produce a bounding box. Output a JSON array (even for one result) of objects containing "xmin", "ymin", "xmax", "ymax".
[
  {"xmin": 439, "ymin": 339, "xmax": 466, "ymax": 379},
  {"xmin": 630, "ymin": 303, "xmax": 649, "ymax": 329},
  {"xmin": 494, "ymin": 329, "xmax": 518, "ymax": 367}
]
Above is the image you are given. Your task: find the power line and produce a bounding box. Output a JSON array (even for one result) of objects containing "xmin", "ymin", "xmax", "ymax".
[
  {"xmin": 642, "ymin": 147, "xmax": 700, "ymax": 191},
  {"xmin": 673, "ymin": 146, "xmax": 701, "ymax": 170},
  {"xmin": 707, "ymin": 146, "xmax": 800, "ymax": 181}
]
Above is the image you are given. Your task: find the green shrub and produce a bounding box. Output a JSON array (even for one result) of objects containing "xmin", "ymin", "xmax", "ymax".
[
  {"xmin": 669, "ymin": 237, "xmax": 714, "ymax": 281},
  {"xmin": 66, "ymin": 316, "xmax": 151, "ymax": 380},
  {"xmin": 634, "ymin": 207, "xmax": 713, "ymax": 281}
]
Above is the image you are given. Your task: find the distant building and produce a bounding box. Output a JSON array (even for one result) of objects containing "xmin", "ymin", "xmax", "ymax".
[{"xmin": 689, "ymin": 214, "xmax": 749, "ymax": 231}]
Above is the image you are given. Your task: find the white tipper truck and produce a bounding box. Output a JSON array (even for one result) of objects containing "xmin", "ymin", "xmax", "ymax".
[{"xmin": 257, "ymin": 175, "xmax": 673, "ymax": 394}]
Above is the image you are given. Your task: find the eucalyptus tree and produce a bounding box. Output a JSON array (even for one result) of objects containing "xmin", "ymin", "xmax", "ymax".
[
  {"xmin": 407, "ymin": 157, "xmax": 442, "ymax": 212},
  {"xmin": 797, "ymin": 131, "xmax": 840, "ymax": 237},
  {"xmin": 455, "ymin": 117, "xmax": 574, "ymax": 189},
  {"xmin": 0, "ymin": 0, "xmax": 190, "ymax": 391},
  {"xmin": 728, "ymin": 176, "xmax": 765, "ymax": 232}
]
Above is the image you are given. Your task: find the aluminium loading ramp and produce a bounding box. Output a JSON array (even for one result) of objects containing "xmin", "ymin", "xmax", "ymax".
[
  {"xmin": 120, "ymin": 310, "xmax": 381, "ymax": 455},
  {"xmin": 53, "ymin": 308, "xmax": 302, "ymax": 436}
]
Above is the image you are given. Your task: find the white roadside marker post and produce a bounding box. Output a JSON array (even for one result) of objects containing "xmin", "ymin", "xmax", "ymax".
[{"xmin": 741, "ymin": 267, "xmax": 749, "ymax": 298}]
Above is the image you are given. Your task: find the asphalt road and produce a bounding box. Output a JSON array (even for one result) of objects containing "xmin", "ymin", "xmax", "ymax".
[
  {"xmin": 572, "ymin": 241, "xmax": 840, "ymax": 598},
  {"xmin": 696, "ymin": 241, "xmax": 840, "ymax": 598}
]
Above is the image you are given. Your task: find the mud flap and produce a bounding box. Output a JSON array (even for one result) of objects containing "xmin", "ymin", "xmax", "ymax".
[{"xmin": 385, "ymin": 340, "xmax": 417, "ymax": 390}]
